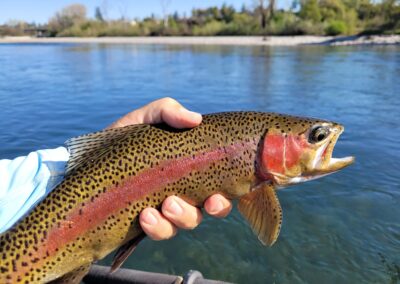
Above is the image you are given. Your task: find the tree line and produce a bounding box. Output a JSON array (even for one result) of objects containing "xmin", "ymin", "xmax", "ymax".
[{"xmin": 1, "ymin": 0, "xmax": 399, "ymax": 37}]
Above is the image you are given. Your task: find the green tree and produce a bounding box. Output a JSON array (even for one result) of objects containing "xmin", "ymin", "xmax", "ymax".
[
  {"xmin": 241, "ymin": 4, "xmax": 249, "ymax": 13},
  {"xmin": 172, "ymin": 11, "xmax": 180, "ymax": 21},
  {"xmin": 357, "ymin": 0, "xmax": 379, "ymax": 20},
  {"xmin": 325, "ymin": 20, "xmax": 347, "ymax": 34},
  {"xmin": 256, "ymin": 0, "xmax": 268, "ymax": 30},
  {"xmin": 33, "ymin": 0, "xmax": 400, "ymax": 37},
  {"xmin": 221, "ymin": 4, "xmax": 236, "ymax": 22},
  {"xmin": 300, "ymin": 0, "xmax": 322, "ymax": 22},
  {"xmin": 48, "ymin": 4, "xmax": 87, "ymax": 32},
  {"xmin": 160, "ymin": 0, "xmax": 171, "ymax": 27},
  {"xmin": 95, "ymin": 7, "xmax": 104, "ymax": 22},
  {"xmin": 381, "ymin": 0, "xmax": 399, "ymax": 21},
  {"xmin": 319, "ymin": 0, "xmax": 346, "ymax": 21},
  {"xmin": 207, "ymin": 7, "xmax": 220, "ymax": 21}
]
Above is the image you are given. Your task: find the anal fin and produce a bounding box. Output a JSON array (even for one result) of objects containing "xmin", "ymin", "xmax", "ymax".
[
  {"xmin": 238, "ymin": 182, "xmax": 282, "ymax": 246},
  {"xmin": 110, "ymin": 232, "xmax": 146, "ymax": 273}
]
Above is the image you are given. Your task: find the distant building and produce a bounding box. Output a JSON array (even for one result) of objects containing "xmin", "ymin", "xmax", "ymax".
[{"xmin": 24, "ymin": 28, "xmax": 50, "ymax": 37}]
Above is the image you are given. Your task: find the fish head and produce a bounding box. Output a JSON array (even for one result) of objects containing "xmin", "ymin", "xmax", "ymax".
[{"xmin": 258, "ymin": 115, "xmax": 354, "ymax": 186}]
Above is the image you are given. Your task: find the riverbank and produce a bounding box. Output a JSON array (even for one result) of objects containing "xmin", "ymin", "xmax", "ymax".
[{"xmin": 0, "ymin": 35, "xmax": 399, "ymax": 46}]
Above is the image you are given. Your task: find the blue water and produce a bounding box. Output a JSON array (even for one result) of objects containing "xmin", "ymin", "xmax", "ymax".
[{"xmin": 0, "ymin": 43, "xmax": 399, "ymax": 283}]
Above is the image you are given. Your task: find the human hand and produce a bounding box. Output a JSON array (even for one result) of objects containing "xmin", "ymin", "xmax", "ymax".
[{"xmin": 108, "ymin": 97, "xmax": 232, "ymax": 240}]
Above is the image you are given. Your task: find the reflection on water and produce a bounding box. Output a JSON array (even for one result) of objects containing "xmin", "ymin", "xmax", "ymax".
[{"xmin": 0, "ymin": 43, "xmax": 399, "ymax": 283}]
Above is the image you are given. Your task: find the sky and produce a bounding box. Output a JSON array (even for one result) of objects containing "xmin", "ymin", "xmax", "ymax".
[{"xmin": 0, "ymin": 0, "xmax": 283, "ymax": 25}]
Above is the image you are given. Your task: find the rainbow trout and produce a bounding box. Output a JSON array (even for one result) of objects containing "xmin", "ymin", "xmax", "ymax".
[{"xmin": 0, "ymin": 112, "xmax": 354, "ymax": 283}]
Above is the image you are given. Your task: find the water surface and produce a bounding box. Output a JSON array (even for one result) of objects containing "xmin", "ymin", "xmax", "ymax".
[{"xmin": 0, "ymin": 43, "xmax": 399, "ymax": 283}]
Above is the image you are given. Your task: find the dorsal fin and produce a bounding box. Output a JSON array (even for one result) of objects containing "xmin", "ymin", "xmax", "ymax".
[
  {"xmin": 238, "ymin": 182, "xmax": 282, "ymax": 246},
  {"xmin": 64, "ymin": 124, "xmax": 144, "ymax": 175}
]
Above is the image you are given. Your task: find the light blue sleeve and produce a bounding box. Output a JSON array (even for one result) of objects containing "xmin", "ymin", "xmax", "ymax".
[{"xmin": 0, "ymin": 147, "xmax": 70, "ymax": 233}]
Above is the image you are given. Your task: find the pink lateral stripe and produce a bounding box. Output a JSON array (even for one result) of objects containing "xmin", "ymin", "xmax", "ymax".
[{"xmin": 42, "ymin": 141, "xmax": 253, "ymax": 259}]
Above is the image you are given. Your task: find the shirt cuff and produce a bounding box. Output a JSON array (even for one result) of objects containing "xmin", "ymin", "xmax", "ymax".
[{"xmin": 0, "ymin": 146, "xmax": 70, "ymax": 233}]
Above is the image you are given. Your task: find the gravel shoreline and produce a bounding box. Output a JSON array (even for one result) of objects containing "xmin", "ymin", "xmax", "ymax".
[{"xmin": 0, "ymin": 35, "xmax": 399, "ymax": 46}]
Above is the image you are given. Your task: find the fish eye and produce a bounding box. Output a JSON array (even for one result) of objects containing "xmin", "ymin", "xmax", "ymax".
[{"xmin": 309, "ymin": 126, "xmax": 330, "ymax": 143}]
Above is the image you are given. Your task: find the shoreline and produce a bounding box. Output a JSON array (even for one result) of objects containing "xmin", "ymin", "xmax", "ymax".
[{"xmin": 0, "ymin": 35, "xmax": 399, "ymax": 46}]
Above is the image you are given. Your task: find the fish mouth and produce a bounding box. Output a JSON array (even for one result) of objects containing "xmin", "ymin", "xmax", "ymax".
[
  {"xmin": 312, "ymin": 125, "xmax": 354, "ymax": 176},
  {"xmin": 287, "ymin": 126, "xmax": 354, "ymax": 185}
]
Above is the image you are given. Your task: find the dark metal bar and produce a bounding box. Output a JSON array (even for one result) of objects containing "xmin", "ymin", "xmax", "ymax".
[{"xmin": 83, "ymin": 265, "xmax": 234, "ymax": 284}]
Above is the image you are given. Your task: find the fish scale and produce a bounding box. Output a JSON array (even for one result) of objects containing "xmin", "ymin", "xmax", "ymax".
[{"xmin": 0, "ymin": 112, "xmax": 354, "ymax": 284}]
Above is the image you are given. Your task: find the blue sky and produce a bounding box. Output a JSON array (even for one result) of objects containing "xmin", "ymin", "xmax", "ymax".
[{"xmin": 0, "ymin": 0, "xmax": 275, "ymax": 24}]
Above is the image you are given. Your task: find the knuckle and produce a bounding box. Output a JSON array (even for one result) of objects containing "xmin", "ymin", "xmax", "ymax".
[
  {"xmin": 161, "ymin": 196, "xmax": 180, "ymax": 216},
  {"xmin": 163, "ymin": 195, "xmax": 176, "ymax": 204},
  {"xmin": 160, "ymin": 97, "xmax": 178, "ymax": 106}
]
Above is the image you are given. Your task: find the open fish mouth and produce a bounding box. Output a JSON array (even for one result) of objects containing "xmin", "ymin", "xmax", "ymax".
[
  {"xmin": 311, "ymin": 125, "xmax": 355, "ymax": 178},
  {"xmin": 286, "ymin": 126, "xmax": 354, "ymax": 185}
]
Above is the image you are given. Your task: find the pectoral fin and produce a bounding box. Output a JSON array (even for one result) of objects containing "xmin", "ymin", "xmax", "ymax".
[{"xmin": 238, "ymin": 182, "xmax": 282, "ymax": 246}]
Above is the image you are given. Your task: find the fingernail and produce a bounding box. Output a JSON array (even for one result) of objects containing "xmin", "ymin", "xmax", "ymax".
[
  {"xmin": 181, "ymin": 108, "xmax": 202, "ymax": 121},
  {"xmin": 189, "ymin": 111, "xmax": 202, "ymax": 121},
  {"xmin": 142, "ymin": 211, "xmax": 158, "ymax": 226},
  {"xmin": 210, "ymin": 200, "xmax": 224, "ymax": 214},
  {"xmin": 166, "ymin": 198, "xmax": 183, "ymax": 216}
]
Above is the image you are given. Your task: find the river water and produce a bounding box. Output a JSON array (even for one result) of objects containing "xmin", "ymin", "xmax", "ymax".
[{"xmin": 0, "ymin": 43, "xmax": 399, "ymax": 283}]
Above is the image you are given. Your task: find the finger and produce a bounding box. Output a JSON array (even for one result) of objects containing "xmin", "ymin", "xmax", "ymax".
[
  {"xmin": 161, "ymin": 196, "xmax": 202, "ymax": 230},
  {"xmin": 139, "ymin": 208, "xmax": 177, "ymax": 241},
  {"xmin": 142, "ymin": 97, "xmax": 202, "ymax": 128},
  {"xmin": 108, "ymin": 97, "xmax": 202, "ymax": 129},
  {"xmin": 204, "ymin": 194, "xmax": 232, "ymax": 218}
]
